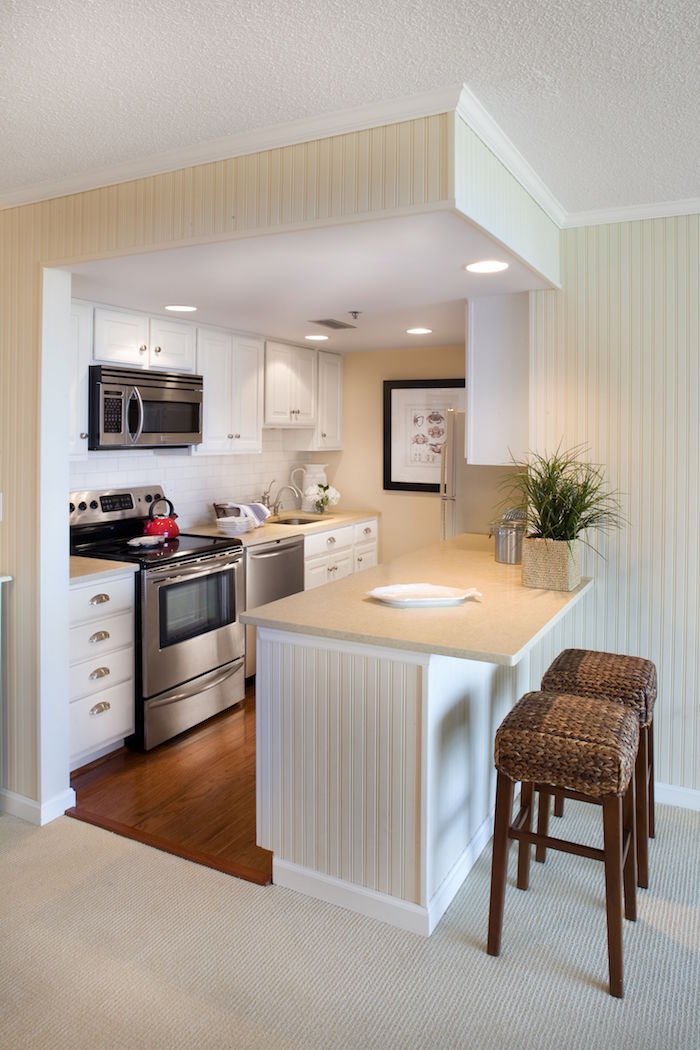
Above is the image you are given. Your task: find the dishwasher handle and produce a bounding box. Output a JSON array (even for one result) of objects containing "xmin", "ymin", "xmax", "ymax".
[{"xmin": 247, "ymin": 537, "xmax": 304, "ymax": 558}]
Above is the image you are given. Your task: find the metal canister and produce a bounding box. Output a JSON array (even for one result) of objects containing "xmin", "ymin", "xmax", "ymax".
[{"xmin": 489, "ymin": 513, "xmax": 527, "ymax": 564}]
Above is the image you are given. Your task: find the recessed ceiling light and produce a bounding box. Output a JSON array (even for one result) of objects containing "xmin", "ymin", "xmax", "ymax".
[
  {"xmin": 465, "ymin": 260, "xmax": 509, "ymax": 274},
  {"xmin": 165, "ymin": 304, "xmax": 197, "ymax": 312},
  {"xmin": 305, "ymin": 334, "xmax": 329, "ymax": 341},
  {"xmin": 406, "ymin": 327, "xmax": 432, "ymax": 335}
]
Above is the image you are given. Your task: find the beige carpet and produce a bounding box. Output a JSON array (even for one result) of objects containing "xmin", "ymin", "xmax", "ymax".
[{"xmin": 1, "ymin": 801, "xmax": 698, "ymax": 1049}]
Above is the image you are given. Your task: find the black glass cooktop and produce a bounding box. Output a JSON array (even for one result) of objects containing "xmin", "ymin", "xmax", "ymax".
[{"xmin": 71, "ymin": 532, "xmax": 242, "ymax": 566}]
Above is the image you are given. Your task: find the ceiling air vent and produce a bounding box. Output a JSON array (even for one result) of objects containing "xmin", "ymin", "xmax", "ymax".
[{"xmin": 308, "ymin": 318, "xmax": 356, "ymax": 330}]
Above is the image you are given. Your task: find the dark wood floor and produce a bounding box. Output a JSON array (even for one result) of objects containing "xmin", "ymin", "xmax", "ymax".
[{"xmin": 67, "ymin": 681, "xmax": 272, "ymax": 884}]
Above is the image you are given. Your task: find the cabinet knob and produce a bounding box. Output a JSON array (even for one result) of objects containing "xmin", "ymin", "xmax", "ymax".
[
  {"xmin": 89, "ymin": 593, "xmax": 110, "ymax": 606},
  {"xmin": 89, "ymin": 666, "xmax": 111, "ymax": 681},
  {"xmin": 357, "ymin": 556, "xmax": 363, "ymax": 563},
  {"xmin": 154, "ymin": 345, "xmax": 162, "ymax": 354},
  {"xmin": 89, "ymin": 701, "xmax": 111, "ymax": 717},
  {"xmin": 234, "ymin": 433, "xmax": 241, "ymax": 439},
  {"xmin": 227, "ymin": 433, "xmax": 234, "ymax": 439},
  {"xmin": 80, "ymin": 432, "xmax": 88, "ymax": 440},
  {"xmin": 363, "ymin": 527, "xmax": 371, "ymax": 535},
  {"xmin": 139, "ymin": 344, "xmax": 147, "ymax": 353},
  {"xmin": 321, "ymin": 432, "xmax": 327, "ymax": 438}
]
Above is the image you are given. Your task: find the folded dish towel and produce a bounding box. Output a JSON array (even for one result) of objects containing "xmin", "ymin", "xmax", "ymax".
[{"xmin": 216, "ymin": 501, "xmax": 271, "ymax": 526}]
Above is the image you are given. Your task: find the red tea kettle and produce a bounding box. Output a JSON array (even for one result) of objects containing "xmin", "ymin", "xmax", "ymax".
[{"xmin": 144, "ymin": 497, "xmax": 180, "ymax": 539}]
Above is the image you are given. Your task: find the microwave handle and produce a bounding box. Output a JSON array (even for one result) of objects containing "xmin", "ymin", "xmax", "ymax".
[{"xmin": 127, "ymin": 386, "xmax": 144, "ymax": 443}]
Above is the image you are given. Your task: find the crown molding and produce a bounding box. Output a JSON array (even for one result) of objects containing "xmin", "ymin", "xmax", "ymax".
[
  {"xmin": 455, "ymin": 84, "xmax": 567, "ymax": 228},
  {"xmin": 0, "ymin": 84, "xmax": 463, "ymax": 210},
  {"xmin": 563, "ymin": 197, "xmax": 700, "ymax": 228}
]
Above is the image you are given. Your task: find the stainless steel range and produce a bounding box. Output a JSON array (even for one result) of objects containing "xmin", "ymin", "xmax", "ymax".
[{"xmin": 70, "ymin": 486, "xmax": 245, "ymax": 750}]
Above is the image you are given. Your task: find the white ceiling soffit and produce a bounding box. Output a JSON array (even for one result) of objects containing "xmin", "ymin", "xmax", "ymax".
[
  {"xmin": 2, "ymin": 0, "xmax": 700, "ymax": 223},
  {"xmin": 69, "ymin": 211, "xmax": 549, "ymax": 352}
]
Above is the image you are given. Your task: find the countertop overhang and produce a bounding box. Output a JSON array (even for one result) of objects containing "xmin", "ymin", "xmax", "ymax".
[{"xmin": 241, "ymin": 533, "xmax": 593, "ymax": 666}]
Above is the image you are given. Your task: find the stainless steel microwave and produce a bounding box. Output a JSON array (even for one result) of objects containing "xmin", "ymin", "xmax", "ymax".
[{"xmin": 88, "ymin": 365, "xmax": 203, "ymax": 450}]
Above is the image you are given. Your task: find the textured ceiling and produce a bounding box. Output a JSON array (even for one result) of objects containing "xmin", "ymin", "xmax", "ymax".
[{"xmin": 2, "ymin": 0, "xmax": 698, "ymax": 215}]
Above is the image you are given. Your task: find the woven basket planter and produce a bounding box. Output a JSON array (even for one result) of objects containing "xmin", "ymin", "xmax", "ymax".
[{"xmin": 521, "ymin": 537, "xmax": 581, "ymax": 591}]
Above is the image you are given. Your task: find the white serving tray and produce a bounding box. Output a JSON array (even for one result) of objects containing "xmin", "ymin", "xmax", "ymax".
[{"xmin": 367, "ymin": 584, "xmax": 482, "ymax": 607}]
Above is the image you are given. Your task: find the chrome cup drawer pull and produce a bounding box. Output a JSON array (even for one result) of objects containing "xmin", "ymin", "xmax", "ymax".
[
  {"xmin": 327, "ymin": 536, "xmax": 336, "ymax": 545},
  {"xmin": 89, "ymin": 630, "xmax": 110, "ymax": 644},
  {"xmin": 363, "ymin": 527, "xmax": 372, "ymax": 535},
  {"xmin": 89, "ymin": 701, "xmax": 111, "ymax": 716},
  {"xmin": 89, "ymin": 666, "xmax": 111, "ymax": 681},
  {"xmin": 89, "ymin": 593, "xmax": 111, "ymax": 606}
]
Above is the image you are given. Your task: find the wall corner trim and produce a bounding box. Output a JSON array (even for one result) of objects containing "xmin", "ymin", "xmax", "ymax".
[{"xmin": 1, "ymin": 786, "xmax": 76, "ymax": 825}]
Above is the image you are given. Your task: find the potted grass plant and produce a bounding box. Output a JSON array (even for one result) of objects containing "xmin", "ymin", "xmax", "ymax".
[{"xmin": 504, "ymin": 444, "xmax": 624, "ymax": 590}]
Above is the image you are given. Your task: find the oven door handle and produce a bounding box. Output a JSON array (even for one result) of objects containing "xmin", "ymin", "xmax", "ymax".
[
  {"xmin": 127, "ymin": 385, "xmax": 144, "ymax": 444},
  {"xmin": 146, "ymin": 658, "xmax": 244, "ymax": 709},
  {"xmin": 149, "ymin": 558, "xmax": 241, "ymax": 586}
]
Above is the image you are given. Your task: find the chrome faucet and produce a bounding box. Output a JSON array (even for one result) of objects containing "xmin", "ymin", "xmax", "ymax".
[
  {"xmin": 260, "ymin": 480, "xmax": 275, "ymax": 509},
  {"xmin": 271, "ymin": 483, "xmax": 302, "ymax": 516}
]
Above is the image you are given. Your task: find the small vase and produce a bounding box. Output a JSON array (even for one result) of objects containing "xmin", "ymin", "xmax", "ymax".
[{"xmin": 521, "ymin": 538, "xmax": 581, "ymax": 591}]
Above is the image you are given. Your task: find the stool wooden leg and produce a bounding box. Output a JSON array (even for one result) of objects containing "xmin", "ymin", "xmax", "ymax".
[
  {"xmin": 622, "ymin": 778, "xmax": 637, "ymax": 921},
  {"xmin": 535, "ymin": 788, "xmax": 550, "ymax": 863},
  {"xmin": 517, "ymin": 782, "xmax": 534, "ymax": 889},
  {"xmin": 635, "ymin": 727, "xmax": 649, "ymax": 889},
  {"xmin": 648, "ymin": 719, "xmax": 655, "ymax": 838},
  {"xmin": 602, "ymin": 794, "xmax": 624, "ymax": 998},
  {"xmin": 487, "ymin": 772, "xmax": 515, "ymax": 956},
  {"xmin": 553, "ymin": 790, "xmax": 565, "ymax": 817}
]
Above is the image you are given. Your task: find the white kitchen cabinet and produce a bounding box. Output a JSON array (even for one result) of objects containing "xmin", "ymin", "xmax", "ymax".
[
  {"xmin": 303, "ymin": 518, "xmax": 378, "ymax": 589},
  {"xmin": 314, "ymin": 351, "xmax": 343, "ymax": 449},
  {"xmin": 465, "ymin": 293, "xmax": 529, "ymax": 465},
  {"xmin": 195, "ymin": 327, "xmax": 264, "ymax": 454},
  {"xmin": 264, "ymin": 341, "xmax": 317, "ymax": 426},
  {"xmin": 93, "ymin": 306, "xmax": 196, "ymax": 371},
  {"xmin": 69, "ymin": 569, "xmax": 136, "ymax": 770},
  {"xmin": 69, "ymin": 300, "xmax": 93, "ymax": 460}
]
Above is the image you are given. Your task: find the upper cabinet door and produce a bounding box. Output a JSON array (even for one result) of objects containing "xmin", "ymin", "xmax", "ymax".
[
  {"xmin": 94, "ymin": 307, "xmax": 149, "ymax": 367},
  {"xmin": 315, "ymin": 351, "xmax": 343, "ymax": 449},
  {"xmin": 148, "ymin": 316, "xmax": 196, "ymax": 372},
  {"xmin": 69, "ymin": 301, "xmax": 93, "ymax": 459},
  {"xmin": 466, "ymin": 293, "xmax": 529, "ymax": 465},
  {"xmin": 195, "ymin": 327, "xmax": 234, "ymax": 454},
  {"xmin": 231, "ymin": 336, "xmax": 264, "ymax": 451},
  {"xmin": 93, "ymin": 308, "xmax": 195, "ymax": 371},
  {"xmin": 264, "ymin": 341, "xmax": 318, "ymax": 426}
]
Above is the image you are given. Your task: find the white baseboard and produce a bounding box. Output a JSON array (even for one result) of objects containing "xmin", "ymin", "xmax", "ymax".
[
  {"xmin": 273, "ymin": 814, "xmax": 495, "ymax": 938},
  {"xmin": 0, "ymin": 786, "xmax": 76, "ymax": 825},
  {"xmin": 427, "ymin": 814, "xmax": 494, "ymax": 933},
  {"xmin": 655, "ymin": 782, "xmax": 700, "ymax": 812},
  {"xmin": 273, "ymin": 859, "xmax": 431, "ymax": 936}
]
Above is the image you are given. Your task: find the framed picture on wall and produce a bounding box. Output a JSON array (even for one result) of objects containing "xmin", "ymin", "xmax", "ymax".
[{"xmin": 383, "ymin": 379, "xmax": 466, "ymax": 492}]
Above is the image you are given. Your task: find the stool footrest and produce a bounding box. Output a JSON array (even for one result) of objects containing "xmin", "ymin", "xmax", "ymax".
[{"xmin": 509, "ymin": 826, "xmax": 605, "ymax": 863}]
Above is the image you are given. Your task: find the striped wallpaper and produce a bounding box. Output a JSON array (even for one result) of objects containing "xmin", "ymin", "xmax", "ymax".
[{"xmin": 529, "ymin": 216, "xmax": 700, "ymax": 793}]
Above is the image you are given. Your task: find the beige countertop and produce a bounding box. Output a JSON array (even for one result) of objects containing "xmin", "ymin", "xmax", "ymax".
[
  {"xmin": 241, "ymin": 533, "xmax": 593, "ymax": 666},
  {"xmin": 185, "ymin": 508, "xmax": 380, "ymax": 547},
  {"xmin": 70, "ymin": 557, "xmax": 139, "ymax": 582}
]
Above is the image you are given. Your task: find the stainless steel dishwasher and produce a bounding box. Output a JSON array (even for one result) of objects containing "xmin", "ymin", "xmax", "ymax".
[{"xmin": 245, "ymin": 535, "xmax": 305, "ymax": 677}]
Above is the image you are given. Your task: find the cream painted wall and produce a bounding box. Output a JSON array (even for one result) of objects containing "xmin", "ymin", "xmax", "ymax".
[
  {"xmin": 323, "ymin": 345, "xmax": 465, "ymax": 561},
  {"xmin": 528, "ymin": 216, "xmax": 700, "ymax": 797}
]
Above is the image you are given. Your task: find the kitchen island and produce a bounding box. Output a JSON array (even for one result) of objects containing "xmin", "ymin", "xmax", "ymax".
[{"xmin": 242, "ymin": 533, "xmax": 593, "ymax": 935}]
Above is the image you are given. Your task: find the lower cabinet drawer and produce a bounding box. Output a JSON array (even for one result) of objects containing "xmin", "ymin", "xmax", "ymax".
[
  {"xmin": 304, "ymin": 525, "xmax": 354, "ymax": 559},
  {"xmin": 69, "ymin": 574, "xmax": 135, "ymax": 626},
  {"xmin": 69, "ymin": 645, "xmax": 134, "ymax": 702},
  {"xmin": 70, "ymin": 679, "xmax": 134, "ymax": 763},
  {"xmin": 69, "ymin": 611, "xmax": 134, "ymax": 664}
]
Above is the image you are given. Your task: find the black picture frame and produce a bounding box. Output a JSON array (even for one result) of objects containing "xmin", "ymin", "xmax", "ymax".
[{"xmin": 382, "ymin": 378, "xmax": 465, "ymax": 492}]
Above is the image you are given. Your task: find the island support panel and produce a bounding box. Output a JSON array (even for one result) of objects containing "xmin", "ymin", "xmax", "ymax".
[{"xmin": 256, "ymin": 627, "xmax": 528, "ymax": 935}]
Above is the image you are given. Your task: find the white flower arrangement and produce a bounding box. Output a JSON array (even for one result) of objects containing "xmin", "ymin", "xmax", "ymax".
[{"xmin": 305, "ymin": 482, "xmax": 340, "ymax": 514}]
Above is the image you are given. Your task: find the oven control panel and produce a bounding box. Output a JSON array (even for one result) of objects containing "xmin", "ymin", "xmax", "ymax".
[{"xmin": 69, "ymin": 486, "xmax": 164, "ymax": 525}]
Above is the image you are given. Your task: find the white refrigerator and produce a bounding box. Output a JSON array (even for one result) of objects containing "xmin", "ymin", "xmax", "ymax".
[{"xmin": 439, "ymin": 410, "xmax": 512, "ymax": 539}]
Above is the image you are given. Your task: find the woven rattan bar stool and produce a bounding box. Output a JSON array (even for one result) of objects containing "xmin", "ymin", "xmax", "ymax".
[
  {"xmin": 539, "ymin": 648, "xmax": 657, "ymax": 887},
  {"xmin": 487, "ymin": 690, "xmax": 639, "ymax": 998}
]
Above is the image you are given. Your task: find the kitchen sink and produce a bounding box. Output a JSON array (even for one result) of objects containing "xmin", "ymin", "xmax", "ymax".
[{"xmin": 272, "ymin": 516, "xmax": 325, "ymax": 525}]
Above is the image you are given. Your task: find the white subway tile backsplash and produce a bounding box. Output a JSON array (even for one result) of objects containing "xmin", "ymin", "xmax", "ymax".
[{"xmin": 70, "ymin": 432, "xmax": 308, "ymax": 527}]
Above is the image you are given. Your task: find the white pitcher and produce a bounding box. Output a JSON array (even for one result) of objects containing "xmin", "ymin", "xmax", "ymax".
[{"xmin": 291, "ymin": 463, "xmax": 328, "ymax": 511}]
